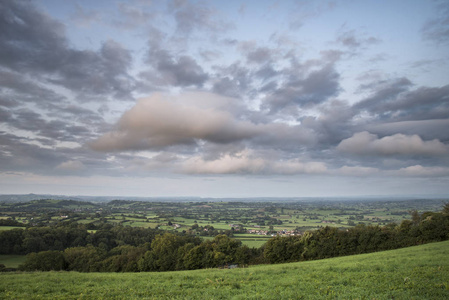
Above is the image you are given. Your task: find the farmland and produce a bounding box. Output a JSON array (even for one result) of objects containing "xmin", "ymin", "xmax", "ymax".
[
  {"xmin": 0, "ymin": 198, "xmax": 443, "ymax": 248},
  {"xmin": 1, "ymin": 240, "xmax": 448, "ymax": 299}
]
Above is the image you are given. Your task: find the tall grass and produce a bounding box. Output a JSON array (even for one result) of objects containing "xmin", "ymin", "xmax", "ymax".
[{"xmin": 1, "ymin": 241, "xmax": 448, "ymax": 299}]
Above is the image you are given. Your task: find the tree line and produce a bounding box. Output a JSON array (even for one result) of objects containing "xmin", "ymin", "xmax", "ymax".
[
  {"xmin": 264, "ymin": 208, "xmax": 449, "ymax": 263},
  {"xmin": 17, "ymin": 234, "xmax": 259, "ymax": 272},
  {"xmin": 1, "ymin": 205, "xmax": 448, "ymax": 272}
]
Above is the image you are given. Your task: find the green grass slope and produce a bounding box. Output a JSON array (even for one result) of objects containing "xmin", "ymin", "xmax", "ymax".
[{"xmin": 1, "ymin": 241, "xmax": 449, "ymax": 299}]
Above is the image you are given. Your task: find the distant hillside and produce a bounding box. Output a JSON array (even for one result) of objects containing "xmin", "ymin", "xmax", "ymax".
[{"xmin": 2, "ymin": 240, "xmax": 448, "ymax": 299}]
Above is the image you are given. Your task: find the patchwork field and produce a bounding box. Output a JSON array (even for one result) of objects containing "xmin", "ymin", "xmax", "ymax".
[{"xmin": 1, "ymin": 240, "xmax": 448, "ymax": 299}]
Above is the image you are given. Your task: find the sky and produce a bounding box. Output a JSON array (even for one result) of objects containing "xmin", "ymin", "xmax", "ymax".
[{"xmin": 0, "ymin": 0, "xmax": 449, "ymax": 198}]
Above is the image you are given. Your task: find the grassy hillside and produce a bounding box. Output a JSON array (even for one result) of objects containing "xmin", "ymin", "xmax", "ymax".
[{"xmin": 1, "ymin": 241, "xmax": 448, "ymax": 299}]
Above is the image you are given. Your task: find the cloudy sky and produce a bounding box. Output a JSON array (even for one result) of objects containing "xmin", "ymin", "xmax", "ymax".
[{"xmin": 1, "ymin": 0, "xmax": 449, "ymax": 198}]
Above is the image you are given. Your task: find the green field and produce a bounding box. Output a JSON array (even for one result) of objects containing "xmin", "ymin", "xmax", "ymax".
[
  {"xmin": 0, "ymin": 226, "xmax": 24, "ymax": 231},
  {"xmin": 0, "ymin": 255, "xmax": 26, "ymax": 268},
  {"xmin": 1, "ymin": 241, "xmax": 448, "ymax": 299}
]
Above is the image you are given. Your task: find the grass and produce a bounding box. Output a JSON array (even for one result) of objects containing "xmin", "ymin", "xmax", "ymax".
[
  {"xmin": 1, "ymin": 240, "xmax": 448, "ymax": 299},
  {"xmin": 0, "ymin": 226, "xmax": 25, "ymax": 231},
  {"xmin": 0, "ymin": 255, "xmax": 26, "ymax": 268}
]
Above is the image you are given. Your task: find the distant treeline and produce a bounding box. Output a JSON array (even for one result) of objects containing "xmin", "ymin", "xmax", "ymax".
[{"xmin": 1, "ymin": 205, "xmax": 448, "ymax": 272}]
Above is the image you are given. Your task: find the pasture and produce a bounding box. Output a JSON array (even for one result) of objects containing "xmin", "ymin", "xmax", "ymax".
[{"xmin": 1, "ymin": 240, "xmax": 448, "ymax": 299}]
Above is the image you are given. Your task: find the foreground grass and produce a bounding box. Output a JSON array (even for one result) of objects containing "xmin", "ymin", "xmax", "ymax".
[{"xmin": 1, "ymin": 241, "xmax": 449, "ymax": 299}]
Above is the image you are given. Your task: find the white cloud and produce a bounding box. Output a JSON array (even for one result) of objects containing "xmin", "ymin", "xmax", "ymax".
[
  {"xmin": 90, "ymin": 92, "xmax": 260, "ymax": 151},
  {"xmin": 337, "ymin": 166, "xmax": 380, "ymax": 176},
  {"xmin": 337, "ymin": 131, "xmax": 448, "ymax": 156},
  {"xmin": 180, "ymin": 150, "xmax": 328, "ymax": 175},
  {"xmin": 181, "ymin": 151, "xmax": 266, "ymax": 174},
  {"xmin": 90, "ymin": 91, "xmax": 317, "ymax": 152},
  {"xmin": 56, "ymin": 160, "xmax": 85, "ymax": 171},
  {"xmin": 395, "ymin": 165, "xmax": 449, "ymax": 177}
]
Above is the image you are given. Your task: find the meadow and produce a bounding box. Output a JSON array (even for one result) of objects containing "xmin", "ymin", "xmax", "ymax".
[
  {"xmin": 0, "ymin": 255, "xmax": 25, "ymax": 268},
  {"xmin": 1, "ymin": 240, "xmax": 448, "ymax": 299}
]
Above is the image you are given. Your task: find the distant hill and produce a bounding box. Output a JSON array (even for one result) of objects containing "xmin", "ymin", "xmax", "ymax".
[{"xmin": 1, "ymin": 193, "xmax": 448, "ymax": 204}]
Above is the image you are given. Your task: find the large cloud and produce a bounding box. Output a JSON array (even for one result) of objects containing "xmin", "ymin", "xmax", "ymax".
[
  {"xmin": 90, "ymin": 92, "xmax": 261, "ymax": 151},
  {"xmin": 90, "ymin": 91, "xmax": 318, "ymax": 153},
  {"xmin": 337, "ymin": 131, "xmax": 448, "ymax": 156}
]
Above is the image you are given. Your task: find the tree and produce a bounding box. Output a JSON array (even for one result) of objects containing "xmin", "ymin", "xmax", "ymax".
[
  {"xmin": 19, "ymin": 250, "xmax": 66, "ymax": 271},
  {"xmin": 64, "ymin": 246, "xmax": 106, "ymax": 272}
]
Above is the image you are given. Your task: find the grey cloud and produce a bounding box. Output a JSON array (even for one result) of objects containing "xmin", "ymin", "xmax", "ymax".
[
  {"xmin": 156, "ymin": 54, "xmax": 208, "ymax": 87},
  {"xmin": 366, "ymin": 119, "xmax": 449, "ymax": 142},
  {"xmin": 0, "ymin": 131, "xmax": 67, "ymax": 173},
  {"xmin": 0, "ymin": 70, "xmax": 65, "ymax": 107},
  {"xmin": 246, "ymin": 47, "xmax": 275, "ymax": 64},
  {"xmin": 422, "ymin": 1, "xmax": 449, "ymax": 44},
  {"xmin": 142, "ymin": 42, "xmax": 209, "ymax": 88},
  {"xmin": 169, "ymin": 0, "xmax": 229, "ymax": 36},
  {"xmin": 70, "ymin": 3, "xmax": 100, "ymax": 27},
  {"xmin": 356, "ymin": 80, "xmax": 449, "ymax": 122},
  {"xmin": 336, "ymin": 30, "xmax": 380, "ymax": 49},
  {"xmin": 0, "ymin": 1, "xmax": 135, "ymax": 100},
  {"xmin": 263, "ymin": 64, "xmax": 340, "ymax": 113},
  {"xmin": 12, "ymin": 109, "xmax": 91, "ymax": 142},
  {"xmin": 255, "ymin": 65, "xmax": 278, "ymax": 81},
  {"xmin": 300, "ymin": 100, "xmax": 356, "ymax": 147},
  {"xmin": 212, "ymin": 63, "xmax": 252, "ymax": 98},
  {"xmin": 288, "ymin": 1, "xmax": 337, "ymax": 30},
  {"xmin": 199, "ymin": 50, "xmax": 222, "ymax": 62},
  {"xmin": 0, "ymin": 129, "xmax": 120, "ymax": 177},
  {"xmin": 49, "ymin": 40, "xmax": 135, "ymax": 99},
  {"xmin": 112, "ymin": 2, "xmax": 153, "ymax": 30},
  {"xmin": 355, "ymin": 77, "xmax": 413, "ymax": 113},
  {"xmin": 381, "ymin": 85, "xmax": 449, "ymax": 121},
  {"xmin": 0, "ymin": 0, "xmax": 67, "ymax": 73}
]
